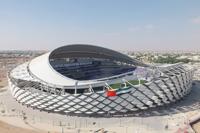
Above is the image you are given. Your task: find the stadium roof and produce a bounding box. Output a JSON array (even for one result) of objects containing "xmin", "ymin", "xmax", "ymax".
[
  {"xmin": 29, "ymin": 44, "xmax": 148, "ymax": 87},
  {"xmin": 49, "ymin": 44, "xmax": 148, "ymax": 67},
  {"xmin": 29, "ymin": 52, "xmax": 103, "ymax": 87}
]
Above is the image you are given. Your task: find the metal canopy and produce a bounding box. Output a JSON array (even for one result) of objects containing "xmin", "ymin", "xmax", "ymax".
[{"xmin": 49, "ymin": 44, "xmax": 148, "ymax": 67}]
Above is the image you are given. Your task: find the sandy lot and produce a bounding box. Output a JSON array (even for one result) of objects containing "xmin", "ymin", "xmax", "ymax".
[
  {"xmin": 0, "ymin": 84, "xmax": 46, "ymax": 133},
  {"xmin": 192, "ymin": 122, "xmax": 200, "ymax": 133},
  {"xmin": 0, "ymin": 79, "xmax": 7, "ymax": 89},
  {"xmin": 0, "ymin": 120, "xmax": 48, "ymax": 133}
]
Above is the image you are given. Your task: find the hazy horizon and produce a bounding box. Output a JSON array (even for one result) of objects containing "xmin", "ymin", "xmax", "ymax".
[{"xmin": 1, "ymin": 0, "xmax": 200, "ymax": 51}]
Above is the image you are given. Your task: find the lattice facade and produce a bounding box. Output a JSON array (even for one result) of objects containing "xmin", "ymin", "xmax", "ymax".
[{"xmin": 8, "ymin": 62, "xmax": 194, "ymax": 116}]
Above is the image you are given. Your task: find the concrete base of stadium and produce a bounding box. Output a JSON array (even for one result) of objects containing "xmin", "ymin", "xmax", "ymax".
[
  {"xmin": 1, "ymin": 81, "xmax": 200, "ymax": 133},
  {"xmin": 0, "ymin": 81, "xmax": 200, "ymax": 133}
]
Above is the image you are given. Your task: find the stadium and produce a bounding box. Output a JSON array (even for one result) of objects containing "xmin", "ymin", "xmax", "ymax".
[{"xmin": 8, "ymin": 44, "xmax": 194, "ymax": 117}]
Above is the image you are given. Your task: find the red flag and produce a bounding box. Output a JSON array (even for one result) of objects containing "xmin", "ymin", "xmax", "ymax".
[{"xmin": 107, "ymin": 90, "xmax": 116, "ymax": 97}]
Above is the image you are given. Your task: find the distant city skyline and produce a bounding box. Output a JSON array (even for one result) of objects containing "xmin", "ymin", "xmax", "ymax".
[{"xmin": 0, "ymin": 0, "xmax": 200, "ymax": 51}]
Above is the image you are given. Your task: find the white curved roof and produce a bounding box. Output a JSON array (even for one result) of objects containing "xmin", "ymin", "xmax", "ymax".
[
  {"xmin": 28, "ymin": 44, "xmax": 147, "ymax": 87},
  {"xmin": 29, "ymin": 52, "xmax": 104, "ymax": 87}
]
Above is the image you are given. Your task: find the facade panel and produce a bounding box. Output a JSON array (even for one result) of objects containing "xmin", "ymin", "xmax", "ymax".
[{"xmin": 8, "ymin": 45, "xmax": 194, "ymax": 117}]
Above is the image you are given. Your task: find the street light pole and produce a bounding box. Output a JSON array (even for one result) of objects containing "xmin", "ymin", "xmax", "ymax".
[{"xmin": 59, "ymin": 121, "xmax": 65, "ymax": 133}]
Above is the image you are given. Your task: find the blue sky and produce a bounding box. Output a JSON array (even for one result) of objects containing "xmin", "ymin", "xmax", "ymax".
[{"xmin": 0, "ymin": 0, "xmax": 200, "ymax": 51}]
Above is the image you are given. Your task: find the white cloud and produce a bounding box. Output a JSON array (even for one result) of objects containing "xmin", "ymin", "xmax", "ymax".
[
  {"xmin": 144, "ymin": 24, "xmax": 154, "ymax": 30},
  {"xmin": 191, "ymin": 16, "xmax": 200, "ymax": 24},
  {"xmin": 128, "ymin": 26, "xmax": 141, "ymax": 32}
]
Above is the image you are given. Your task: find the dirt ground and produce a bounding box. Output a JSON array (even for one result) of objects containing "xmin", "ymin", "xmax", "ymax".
[
  {"xmin": 0, "ymin": 120, "xmax": 49, "ymax": 133},
  {"xmin": 192, "ymin": 122, "xmax": 200, "ymax": 133},
  {"xmin": 0, "ymin": 79, "xmax": 7, "ymax": 89},
  {"xmin": 0, "ymin": 80, "xmax": 54, "ymax": 133}
]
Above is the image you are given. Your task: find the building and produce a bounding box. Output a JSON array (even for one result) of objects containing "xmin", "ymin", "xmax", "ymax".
[{"xmin": 8, "ymin": 44, "xmax": 194, "ymax": 116}]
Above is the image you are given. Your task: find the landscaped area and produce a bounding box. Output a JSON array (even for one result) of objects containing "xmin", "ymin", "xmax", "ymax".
[{"xmin": 128, "ymin": 80, "xmax": 146, "ymax": 85}]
